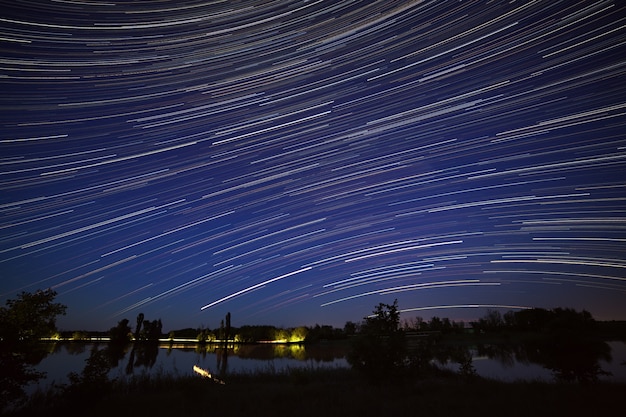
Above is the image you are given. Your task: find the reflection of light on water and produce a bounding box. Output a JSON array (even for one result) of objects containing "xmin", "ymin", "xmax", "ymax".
[
  {"xmin": 193, "ymin": 365, "xmax": 225, "ymax": 384},
  {"xmin": 193, "ymin": 365, "xmax": 211, "ymax": 378},
  {"xmin": 270, "ymin": 343, "xmax": 307, "ymax": 360}
]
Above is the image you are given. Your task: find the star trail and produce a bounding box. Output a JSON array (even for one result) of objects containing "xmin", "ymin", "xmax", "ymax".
[{"xmin": 1, "ymin": 0, "xmax": 625, "ymax": 331}]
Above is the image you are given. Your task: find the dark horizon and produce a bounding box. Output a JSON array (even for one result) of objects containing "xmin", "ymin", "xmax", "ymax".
[
  {"xmin": 2, "ymin": 1, "xmax": 626, "ymax": 332},
  {"xmin": 48, "ymin": 304, "xmax": 625, "ymax": 335}
]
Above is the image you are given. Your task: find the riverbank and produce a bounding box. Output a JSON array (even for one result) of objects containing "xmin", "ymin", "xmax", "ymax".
[{"xmin": 9, "ymin": 366, "xmax": 626, "ymax": 417}]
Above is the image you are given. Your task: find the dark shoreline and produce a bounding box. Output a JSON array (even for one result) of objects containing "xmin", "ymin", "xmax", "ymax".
[
  {"xmin": 9, "ymin": 366, "xmax": 626, "ymax": 417},
  {"xmin": 5, "ymin": 326, "xmax": 626, "ymax": 416}
]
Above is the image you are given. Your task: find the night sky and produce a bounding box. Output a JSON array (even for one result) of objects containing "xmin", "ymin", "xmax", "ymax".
[{"xmin": 2, "ymin": 1, "xmax": 626, "ymax": 332}]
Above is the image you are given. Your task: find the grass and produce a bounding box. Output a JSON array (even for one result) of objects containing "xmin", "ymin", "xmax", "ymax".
[{"xmin": 8, "ymin": 365, "xmax": 626, "ymax": 417}]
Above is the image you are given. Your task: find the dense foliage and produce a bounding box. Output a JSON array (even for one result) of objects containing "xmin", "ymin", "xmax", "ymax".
[
  {"xmin": 470, "ymin": 307, "xmax": 598, "ymax": 338},
  {"xmin": 348, "ymin": 300, "xmax": 407, "ymax": 378},
  {"xmin": 0, "ymin": 289, "xmax": 66, "ymax": 343},
  {"xmin": 0, "ymin": 290, "xmax": 67, "ymax": 410}
]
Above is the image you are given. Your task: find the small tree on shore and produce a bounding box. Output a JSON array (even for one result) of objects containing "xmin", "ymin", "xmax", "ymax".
[{"xmin": 348, "ymin": 299, "xmax": 406, "ymax": 379}]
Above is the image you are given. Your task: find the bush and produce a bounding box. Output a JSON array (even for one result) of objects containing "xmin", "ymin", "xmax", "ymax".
[{"xmin": 348, "ymin": 300, "xmax": 407, "ymax": 379}]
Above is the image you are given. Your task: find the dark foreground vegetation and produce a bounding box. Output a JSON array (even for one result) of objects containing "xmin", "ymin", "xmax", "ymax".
[
  {"xmin": 9, "ymin": 367, "xmax": 626, "ymax": 417},
  {"xmin": 2, "ymin": 290, "xmax": 626, "ymax": 416}
]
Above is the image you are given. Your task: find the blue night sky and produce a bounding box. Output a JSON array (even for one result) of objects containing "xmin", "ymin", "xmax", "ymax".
[{"xmin": 1, "ymin": 1, "xmax": 626, "ymax": 332}]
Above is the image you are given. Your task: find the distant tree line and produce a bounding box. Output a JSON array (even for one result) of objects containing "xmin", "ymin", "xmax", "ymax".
[
  {"xmin": 167, "ymin": 312, "xmax": 352, "ymax": 344},
  {"xmin": 469, "ymin": 307, "xmax": 597, "ymax": 337},
  {"xmin": 394, "ymin": 307, "xmax": 599, "ymax": 337},
  {"xmin": 400, "ymin": 315, "xmax": 467, "ymax": 334},
  {"xmin": 175, "ymin": 323, "xmax": 312, "ymax": 344},
  {"xmin": 158, "ymin": 307, "xmax": 604, "ymax": 346},
  {"xmin": 167, "ymin": 322, "xmax": 360, "ymax": 344}
]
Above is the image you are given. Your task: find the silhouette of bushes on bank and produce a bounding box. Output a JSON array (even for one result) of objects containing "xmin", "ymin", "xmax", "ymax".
[{"xmin": 348, "ymin": 299, "xmax": 408, "ymax": 379}]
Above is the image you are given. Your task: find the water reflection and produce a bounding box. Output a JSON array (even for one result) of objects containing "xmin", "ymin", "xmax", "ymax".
[
  {"xmin": 518, "ymin": 339, "xmax": 612, "ymax": 383},
  {"xmin": 104, "ymin": 342, "xmax": 126, "ymax": 368},
  {"xmin": 438, "ymin": 339, "xmax": 616, "ymax": 383},
  {"xmin": 27, "ymin": 338, "xmax": 626, "ymax": 391},
  {"xmin": 216, "ymin": 346, "xmax": 228, "ymax": 377},
  {"xmin": 198, "ymin": 342, "xmax": 347, "ymax": 376},
  {"xmin": 124, "ymin": 343, "xmax": 159, "ymax": 374},
  {"xmin": 165, "ymin": 341, "xmax": 344, "ymax": 363},
  {"xmin": 0, "ymin": 342, "xmax": 51, "ymax": 409}
]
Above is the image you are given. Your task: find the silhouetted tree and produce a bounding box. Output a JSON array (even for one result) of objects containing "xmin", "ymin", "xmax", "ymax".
[
  {"xmin": 439, "ymin": 317, "xmax": 448, "ymax": 332},
  {"xmin": 0, "ymin": 289, "xmax": 66, "ymax": 410},
  {"xmin": 235, "ymin": 325, "xmax": 274, "ymax": 342},
  {"xmin": 503, "ymin": 310, "xmax": 516, "ymax": 328},
  {"xmin": 134, "ymin": 313, "xmax": 144, "ymax": 340},
  {"xmin": 348, "ymin": 299, "xmax": 406, "ymax": 379},
  {"xmin": 546, "ymin": 308, "xmax": 596, "ymax": 340},
  {"xmin": 472, "ymin": 309, "xmax": 504, "ymax": 332},
  {"xmin": 514, "ymin": 307, "xmax": 554, "ymax": 331},
  {"xmin": 429, "ymin": 316, "xmax": 443, "ymax": 332},
  {"xmin": 109, "ymin": 318, "xmax": 132, "ymax": 345},
  {"xmin": 482, "ymin": 309, "xmax": 504, "ymax": 332},
  {"xmin": 452, "ymin": 320, "xmax": 465, "ymax": 333},
  {"xmin": 140, "ymin": 319, "xmax": 163, "ymax": 341},
  {"xmin": 401, "ymin": 316, "xmax": 421, "ymax": 330},
  {"xmin": 344, "ymin": 321, "xmax": 358, "ymax": 336},
  {"xmin": 171, "ymin": 327, "xmax": 199, "ymax": 338},
  {"xmin": 225, "ymin": 312, "xmax": 231, "ymax": 342},
  {"xmin": 306, "ymin": 324, "xmax": 344, "ymax": 341},
  {"xmin": 0, "ymin": 289, "xmax": 66, "ymax": 343}
]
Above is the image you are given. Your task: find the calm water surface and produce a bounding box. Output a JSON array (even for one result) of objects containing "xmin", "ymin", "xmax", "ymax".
[
  {"xmin": 28, "ymin": 340, "xmax": 626, "ymax": 392},
  {"xmin": 440, "ymin": 340, "xmax": 626, "ymax": 382},
  {"xmin": 29, "ymin": 342, "xmax": 350, "ymax": 391}
]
